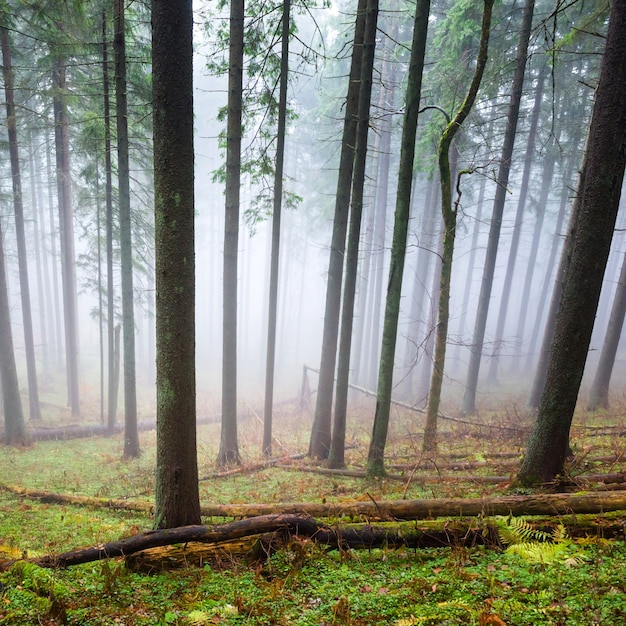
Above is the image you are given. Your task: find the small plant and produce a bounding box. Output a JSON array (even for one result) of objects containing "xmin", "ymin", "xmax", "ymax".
[{"xmin": 497, "ymin": 516, "xmax": 586, "ymax": 565}]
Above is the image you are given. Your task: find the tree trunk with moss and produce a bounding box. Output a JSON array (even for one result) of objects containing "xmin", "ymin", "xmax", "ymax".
[
  {"xmin": 422, "ymin": 0, "xmax": 494, "ymax": 453},
  {"xmin": 517, "ymin": 0, "xmax": 626, "ymax": 485},
  {"xmin": 153, "ymin": 0, "xmax": 201, "ymax": 528}
]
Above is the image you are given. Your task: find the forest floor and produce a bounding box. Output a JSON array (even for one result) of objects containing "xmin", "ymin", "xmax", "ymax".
[{"xmin": 0, "ymin": 391, "xmax": 626, "ymax": 625}]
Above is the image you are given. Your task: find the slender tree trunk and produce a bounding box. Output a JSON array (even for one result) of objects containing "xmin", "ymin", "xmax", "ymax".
[
  {"xmin": 309, "ymin": 0, "xmax": 367, "ymax": 459},
  {"xmin": 487, "ymin": 62, "xmax": 545, "ymax": 383},
  {"xmin": 102, "ymin": 10, "xmax": 117, "ymax": 433},
  {"xmin": 422, "ymin": 0, "xmax": 494, "ymax": 453},
  {"xmin": 367, "ymin": 0, "xmax": 431, "ymax": 476},
  {"xmin": 1, "ymin": 27, "xmax": 42, "ymax": 422},
  {"xmin": 0, "ymin": 219, "xmax": 27, "ymax": 446},
  {"xmin": 517, "ymin": 0, "xmax": 626, "ymax": 485},
  {"xmin": 114, "ymin": 0, "xmax": 139, "ymax": 458},
  {"xmin": 220, "ymin": 0, "xmax": 244, "ymax": 465},
  {"xmin": 329, "ymin": 0, "xmax": 379, "ymax": 469},
  {"xmin": 52, "ymin": 57, "xmax": 80, "ymax": 417},
  {"xmin": 153, "ymin": 0, "xmax": 201, "ymax": 528},
  {"xmin": 263, "ymin": 0, "xmax": 290, "ymax": 457},
  {"xmin": 587, "ymin": 249, "xmax": 626, "ymax": 410},
  {"xmin": 459, "ymin": 0, "xmax": 535, "ymax": 415}
]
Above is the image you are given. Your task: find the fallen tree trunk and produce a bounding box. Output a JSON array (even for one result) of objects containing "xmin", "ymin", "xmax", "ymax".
[
  {"xmin": 4, "ymin": 484, "xmax": 626, "ymax": 521},
  {"xmin": 11, "ymin": 511, "xmax": 625, "ymax": 571}
]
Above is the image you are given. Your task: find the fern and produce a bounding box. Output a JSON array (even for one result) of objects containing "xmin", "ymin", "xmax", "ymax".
[{"xmin": 497, "ymin": 517, "xmax": 586, "ymax": 566}]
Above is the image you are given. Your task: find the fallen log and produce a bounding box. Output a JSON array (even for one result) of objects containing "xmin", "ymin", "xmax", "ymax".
[
  {"xmin": 199, "ymin": 453, "xmax": 305, "ymax": 481},
  {"xmin": 15, "ymin": 511, "xmax": 626, "ymax": 571},
  {"xmin": 4, "ymin": 483, "xmax": 626, "ymax": 522},
  {"xmin": 196, "ymin": 491, "xmax": 626, "ymax": 520}
]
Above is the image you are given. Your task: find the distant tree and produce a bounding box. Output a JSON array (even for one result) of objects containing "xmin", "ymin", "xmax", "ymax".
[
  {"xmin": 114, "ymin": 0, "xmax": 139, "ymax": 459},
  {"xmin": 516, "ymin": 0, "xmax": 626, "ymax": 485},
  {"xmin": 52, "ymin": 54, "xmax": 81, "ymax": 417},
  {"xmin": 219, "ymin": 0, "xmax": 244, "ymax": 466},
  {"xmin": 153, "ymin": 0, "xmax": 201, "ymax": 527},
  {"xmin": 367, "ymin": 0, "xmax": 430, "ymax": 476},
  {"xmin": 459, "ymin": 0, "xmax": 536, "ymax": 416},
  {"xmin": 0, "ymin": 24, "xmax": 42, "ymax": 422},
  {"xmin": 587, "ymin": 249, "xmax": 626, "ymax": 411},
  {"xmin": 421, "ymin": 0, "xmax": 494, "ymax": 453}
]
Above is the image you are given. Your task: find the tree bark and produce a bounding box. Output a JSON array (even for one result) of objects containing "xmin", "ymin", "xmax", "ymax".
[
  {"xmin": 517, "ymin": 0, "xmax": 626, "ymax": 485},
  {"xmin": 153, "ymin": 0, "xmax": 201, "ymax": 528}
]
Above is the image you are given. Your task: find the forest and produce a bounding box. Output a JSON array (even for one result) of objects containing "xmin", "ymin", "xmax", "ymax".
[{"xmin": 1, "ymin": 0, "xmax": 626, "ymax": 624}]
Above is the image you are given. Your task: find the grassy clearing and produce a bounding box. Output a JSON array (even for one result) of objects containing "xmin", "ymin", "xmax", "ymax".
[{"xmin": 1, "ymin": 397, "xmax": 625, "ymax": 624}]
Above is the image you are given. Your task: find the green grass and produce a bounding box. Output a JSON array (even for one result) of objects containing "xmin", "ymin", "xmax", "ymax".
[{"xmin": 1, "ymin": 403, "xmax": 625, "ymax": 625}]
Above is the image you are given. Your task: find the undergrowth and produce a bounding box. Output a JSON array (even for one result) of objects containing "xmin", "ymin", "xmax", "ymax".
[{"xmin": 0, "ymin": 402, "xmax": 625, "ymax": 624}]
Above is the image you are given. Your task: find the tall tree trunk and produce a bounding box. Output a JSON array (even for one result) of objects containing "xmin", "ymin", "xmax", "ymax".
[
  {"xmin": 367, "ymin": 0, "xmax": 431, "ymax": 476},
  {"xmin": 114, "ymin": 0, "xmax": 139, "ymax": 459},
  {"xmin": 102, "ymin": 9, "xmax": 117, "ymax": 433},
  {"xmin": 309, "ymin": 0, "xmax": 367, "ymax": 460},
  {"xmin": 219, "ymin": 0, "xmax": 244, "ymax": 465},
  {"xmin": 587, "ymin": 248, "xmax": 626, "ymax": 410},
  {"xmin": 153, "ymin": 0, "xmax": 201, "ymax": 528},
  {"xmin": 329, "ymin": 0, "xmax": 379, "ymax": 469},
  {"xmin": 0, "ymin": 219, "xmax": 27, "ymax": 446},
  {"xmin": 52, "ymin": 57, "xmax": 80, "ymax": 417},
  {"xmin": 263, "ymin": 0, "xmax": 290, "ymax": 457},
  {"xmin": 422, "ymin": 0, "xmax": 494, "ymax": 453},
  {"xmin": 1, "ymin": 27, "xmax": 42, "ymax": 422},
  {"xmin": 516, "ymin": 0, "xmax": 626, "ymax": 485},
  {"xmin": 487, "ymin": 61, "xmax": 545, "ymax": 383},
  {"xmin": 459, "ymin": 0, "xmax": 535, "ymax": 415}
]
